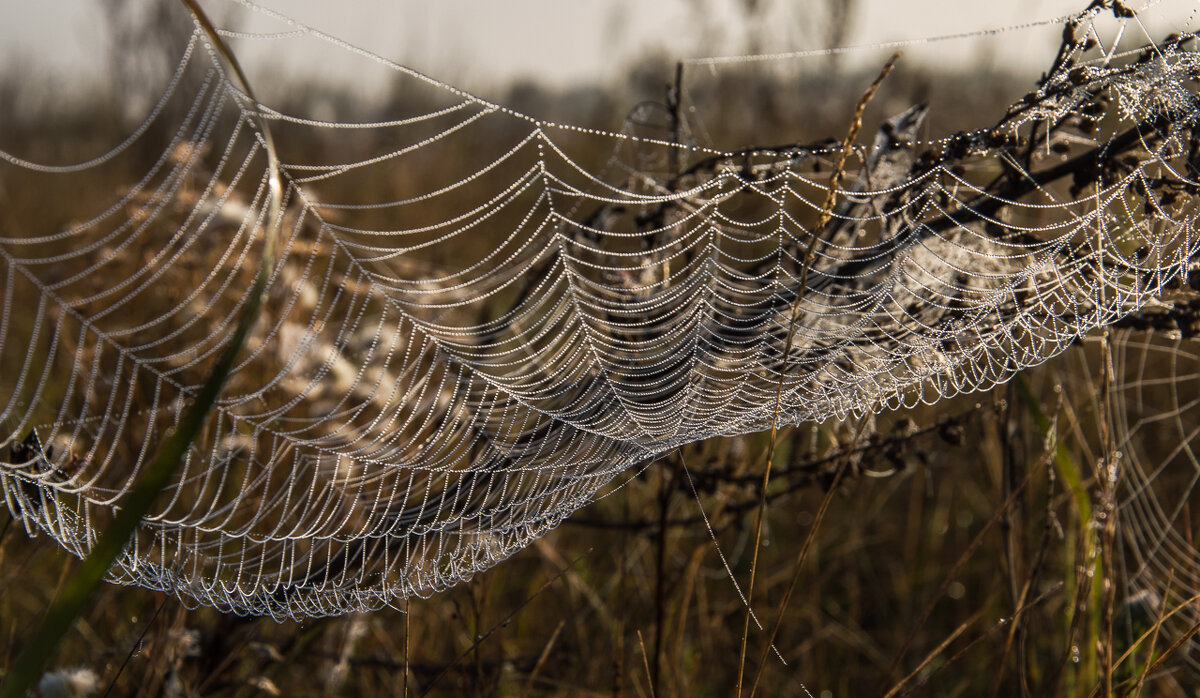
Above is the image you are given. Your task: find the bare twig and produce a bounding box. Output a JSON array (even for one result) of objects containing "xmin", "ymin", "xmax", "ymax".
[{"xmin": 403, "ymin": 598, "xmax": 411, "ymax": 698}]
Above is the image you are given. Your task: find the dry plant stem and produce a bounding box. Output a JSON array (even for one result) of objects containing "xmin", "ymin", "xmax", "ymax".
[
  {"xmin": 1097, "ymin": 330, "xmax": 1117, "ymax": 697},
  {"xmin": 1018, "ymin": 481, "xmax": 1058, "ymax": 697},
  {"xmin": 994, "ymin": 565, "xmax": 1034, "ymax": 697},
  {"xmin": 522, "ymin": 619, "xmax": 566, "ymax": 695},
  {"xmin": 652, "ymin": 458, "xmax": 677, "ymax": 696},
  {"xmin": 0, "ymin": 529, "xmax": 50, "ymax": 601},
  {"xmin": 991, "ymin": 399, "xmax": 1062, "ymax": 698},
  {"xmin": 471, "ymin": 580, "xmax": 487, "ymax": 698},
  {"xmin": 880, "ymin": 455, "xmax": 1044, "ymax": 690},
  {"xmin": 735, "ymin": 51, "xmax": 901, "ymax": 698},
  {"xmin": 746, "ymin": 415, "xmax": 867, "ymax": 698},
  {"xmin": 41, "ymin": 555, "xmax": 72, "ymax": 633},
  {"xmin": 1131, "ymin": 571, "xmax": 1173, "ymax": 698},
  {"xmin": 403, "ymin": 598, "xmax": 411, "ymax": 698},
  {"xmin": 995, "ymin": 386, "xmax": 1027, "ymax": 693},
  {"xmin": 665, "ymin": 455, "xmax": 710, "ymax": 685},
  {"xmin": 673, "ymin": 448, "xmax": 776, "ymax": 683},
  {"xmin": 418, "ymin": 549, "xmax": 591, "ymax": 698},
  {"xmin": 671, "ymin": 542, "xmax": 711, "ymax": 683},
  {"xmin": 667, "ymin": 61, "xmax": 684, "ymax": 181},
  {"xmin": 102, "ymin": 595, "xmax": 169, "ymax": 698},
  {"xmin": 1000, "ymin": 384, "xmax": 1024, "ymax": 613},
  {"xmin": 614, "ymin": 493, "xmax": 630, "ymax": 698},
  {"xmin": 194, "ymin": 616, "xmax": 271, "ymax": 694},
  {"xmin": 566, "ymin": 411, "xmax": 977, "ymax": 532},
  {"xmin": 1188, "ymin": 501, "xmax": 1200, "ymax": 672},
  {"xmin": 652, "ymin": 477, "xmax": 667, "ymax": 694},
  {"xmin": 1138, "ymin": 618, "xmax": 1200, "ymax": 681},
  {"xmin": 637, "ymin": 630, "xmax": 656, "ymax": 698},
  {"xmin": 1015, "ymin": 373, "xmax": 1095, "ymax": 695},
  {"xmin": 534, "ymin": 539, "xmax": 614, "ymax": 628},
  {"xmin": 1058, "ymin": 344, "xmax": 1110, "ymax": 696},
  {"xmin": 1105, "ymin": 590, "xmax": 1200, "ymax": 673},
  {"xmin": 916, "ymin": 583, "xmax": 1064, "ymax": 698},
  {"xmin": 882, "ymin": 616, "xmax": 977, "ymax": 698}
]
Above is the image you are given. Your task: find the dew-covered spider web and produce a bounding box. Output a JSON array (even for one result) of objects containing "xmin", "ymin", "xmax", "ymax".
[
  {"xmin": 1106, "ymin": 329, "xmax": 1200, "ymax": 669},
  {"xmin": 2, "ymin": 0, "xmax": 1200, "ymax": 619}
]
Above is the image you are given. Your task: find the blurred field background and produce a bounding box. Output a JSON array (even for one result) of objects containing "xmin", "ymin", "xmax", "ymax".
[{"xmin": 3, "ymin": 1, "xmax": 1200, "ymax": 696}]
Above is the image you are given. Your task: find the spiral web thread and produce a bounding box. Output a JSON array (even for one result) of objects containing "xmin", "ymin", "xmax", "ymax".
[
  {"xmin": 1086, "ymin": 326, "xmax": 1200, "ymax": 666},
  {"xmin": 1, "ymin": 1, "xmax": 1199, "ymax": 619}
]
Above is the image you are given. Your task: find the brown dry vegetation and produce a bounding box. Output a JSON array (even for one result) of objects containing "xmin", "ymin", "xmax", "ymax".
[
  {"xmin": 2, "ymin": 340, "xmax": 1200, "ymax": 697},
  {"xmin": 3, "ymin": 9, "xmax": 1200, "ymax": 698}
]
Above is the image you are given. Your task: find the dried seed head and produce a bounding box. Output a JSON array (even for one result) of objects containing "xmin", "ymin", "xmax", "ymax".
[{"xmin": 37, "ymin": 667, "xmax": 99, "ymax": 698}]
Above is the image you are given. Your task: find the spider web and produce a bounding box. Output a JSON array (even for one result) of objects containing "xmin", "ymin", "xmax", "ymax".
[
  {"xmin": 1101, "ymin": 328, "xmax": 1200, "ymax": 666},
  {"xmin": 1, "ymin": 1, "xmax": 1199, "ymax": 619}
]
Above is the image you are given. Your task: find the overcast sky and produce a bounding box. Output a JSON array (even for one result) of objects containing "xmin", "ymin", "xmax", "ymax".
[{"xmin": 2, "ymin": 0, "xmax": 1195, "ymax": 100}]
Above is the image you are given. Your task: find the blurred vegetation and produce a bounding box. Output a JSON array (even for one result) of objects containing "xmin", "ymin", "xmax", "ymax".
[
  {"xmin": 3, "ymin": 343, "xmax": 1199, "ymax": 696},
  {"xmin": 3, "ymin": 3, "xmax": 1200, "ymax": 697}
]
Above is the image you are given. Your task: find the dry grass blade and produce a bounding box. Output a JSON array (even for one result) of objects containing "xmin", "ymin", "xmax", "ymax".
[
  {"xmin": 418, "ymin": 548, "xmax": 591, "ymax": 698},
  {"xmin": 880, "ymin": 454, "xmax": 1044, "ymax": 690},
  {"xmin": 747, "ymin": 414, "xmax": 868, "ymax": 698},
  {"xmin": 1132, "ymin": 572, "xmax": 1175, "ymax": 698},
  {"xmin": 637, "ymin": 629, "xmax": 656, "ymax": 698},
  {"xmin": 736, "ymin": 51, "xmax": 902, "ymax": 698},
  {"xmin": 403, "ymin": 598, "xmax": 411, "ymax": 698},
  {"xmin": 1138, "ymin": 618, "xmax": 1200, "ymax": 684},
  {"xmin": 882, "ymin": 616, "xmax": 976, "ymax": 698},
  {"xmin": 522, "ymin": 619, "xmax": 566, "ymax": 695}
]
